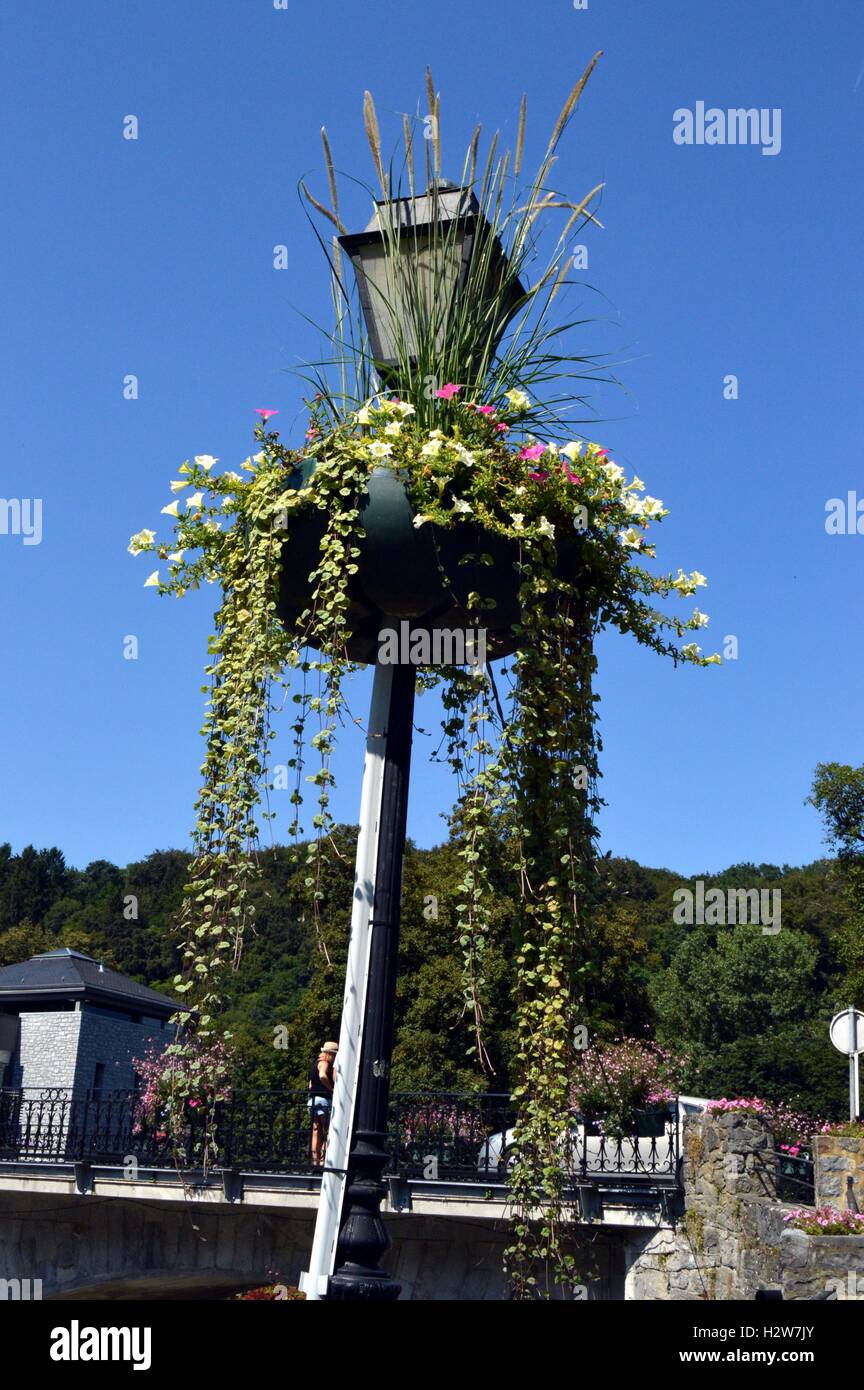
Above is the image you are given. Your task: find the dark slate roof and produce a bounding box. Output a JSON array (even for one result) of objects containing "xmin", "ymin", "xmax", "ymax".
[{"xmin": 0, "ymin": 948, "xmax": 178, "ymax": 1018}]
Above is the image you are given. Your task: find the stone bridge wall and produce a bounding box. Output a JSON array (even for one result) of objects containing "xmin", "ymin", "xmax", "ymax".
[
  {"xmin": 626, "ymin": 1112, "xmax": 864, "ymax": 1300},
  {"xmin": 0, "ymin": 1187, "xmax": 631, "ymax": 1301},
  {"xmin": 814, "ymin": 1132, "xmax": 864, "ymax": 1212}
]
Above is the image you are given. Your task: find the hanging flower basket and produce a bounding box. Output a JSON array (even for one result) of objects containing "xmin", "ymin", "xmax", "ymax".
[{"xmin": 276, "ymin": 459, "xmax": 583, "ymax": 663}]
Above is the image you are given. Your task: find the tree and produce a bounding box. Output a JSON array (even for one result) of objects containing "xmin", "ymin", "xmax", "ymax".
[
  {"xmin": 651, "ymin": 922, "xmax": 823, "ymax": 1106},
  {"xmin": 809, "ymin": 762, "xmax": 864, "ymax": 1009}
]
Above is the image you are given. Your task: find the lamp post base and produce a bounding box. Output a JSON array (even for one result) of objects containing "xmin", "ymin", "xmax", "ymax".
[{"xmin": 327, "ymin": 1130, "xmax": 399, "ymax": 1301}]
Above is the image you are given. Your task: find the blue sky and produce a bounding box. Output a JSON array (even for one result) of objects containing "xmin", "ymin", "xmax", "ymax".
[{"xmin": 1, "ymin": 0, "xmax": 862, "ymax": 875}]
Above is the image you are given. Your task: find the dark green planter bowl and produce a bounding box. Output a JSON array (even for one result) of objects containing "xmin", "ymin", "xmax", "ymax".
[{"xmin": 276, "ymin": 462, "xmax": 582, "ymax": 664}]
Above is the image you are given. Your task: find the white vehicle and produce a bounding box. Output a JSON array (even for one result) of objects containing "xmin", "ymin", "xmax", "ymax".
[{"xmin": 476, "ymin": 1096, "xmax": 711, "ymax": 1178}]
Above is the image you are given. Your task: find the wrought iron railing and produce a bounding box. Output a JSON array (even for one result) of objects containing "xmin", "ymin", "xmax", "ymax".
[
  {"xmin": 773, "ymin": 1149, "xmax": 816, "ymax": 1205},
  {"xmin": 0, "ymin": 1086, "xmax": 681, "ymax": 1184}
]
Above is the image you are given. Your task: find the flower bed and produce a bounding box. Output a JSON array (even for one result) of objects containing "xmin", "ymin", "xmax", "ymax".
[{"xmin": 783, "ymin": 1205, "xmax": 864, "ymax": 1236}]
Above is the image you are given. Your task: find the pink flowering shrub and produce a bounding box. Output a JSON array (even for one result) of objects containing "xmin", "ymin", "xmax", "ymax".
[
  {"xmin": 132, "ymin": 1036, "xmax": 232, "ymax": 1142},
  {"xmin": 705, "ymin": 1097, "xmax": 821, "ymax": 1153},
  {"xmin": 570, "ymin": 1037, "xmax": 686, "ymax": 1139},
  {"xmin": 818, "ymin": 1119, "xmax": 864, "ymax": 1139},
  {"xmin": 400, "ymin": 1102, "xmax": 478, "ymax": 1144},
  {"xmin": 784, "ymin": 1205, "xmax": 864, "ymax": 1235}
]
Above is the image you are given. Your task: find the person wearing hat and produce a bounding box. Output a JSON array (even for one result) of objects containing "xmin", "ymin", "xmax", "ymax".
[{"xmin": 308, "ymin": 1041, "xmax": 338, "ymax": 1168}]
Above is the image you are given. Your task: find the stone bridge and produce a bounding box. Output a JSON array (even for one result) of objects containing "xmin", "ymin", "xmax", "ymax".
[
  {"xmin": 2, "ymin": 1090, "xmax": 860, "ymax": 1300},
  {"xmin": 0, "ymin": 1164, "xmax": 677, "ymax": 1300}
]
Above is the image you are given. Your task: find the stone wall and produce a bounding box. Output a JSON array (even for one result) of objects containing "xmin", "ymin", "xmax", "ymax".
[
  {"xmin": 814, "ymin": 1133, "xmax": 864, "ymax": 1212},
  {"xmin": 0, "ymin": 1190, "xmax": 562, "ymax": 1301},
  {"xmin": 16, "ymin": 1012, "xmax": 82, "ymax": 1092},
  {"xmin": 14, "ymin": 1007, "xmax": 169, "ymax": 1096},
  {"xmin": 625, "ymin": 1112, "xmax": 864, "ymax": 1300},
  {"xmin": 74, "ymin": 1010, "xmax": 167, "ymax": 1095}
]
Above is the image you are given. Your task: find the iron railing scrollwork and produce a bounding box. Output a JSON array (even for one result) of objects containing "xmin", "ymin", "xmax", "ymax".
[{"xmin": 0, "ymin": 1086, "xmax": 683, "ymax": 1185}]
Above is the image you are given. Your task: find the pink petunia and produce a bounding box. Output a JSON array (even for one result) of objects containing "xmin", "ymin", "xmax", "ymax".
[
  {"xmin": 562, "ymin": 462, "xmax": 582, "ymax": 484},
  {"xmin": 529, "ymin": 470, "xmax": 549, "ymax": 482},
  {"xmin": 520, "ymin": 444, "xmax": 546, "ymax": 461},
  {"xmin": 495, "ymin": 423, "xmax": 510, "ymax": 433},
  {"xmin": 435, "ymin": 383, "xmax": 461, "ymax": 399},
  {"xmin": 473, "ymin": 404, "xmax": 496, "ymax": 416},
  {"xmin": 256, "ymin": 409, "xmax": 279, "ymax": 420}
]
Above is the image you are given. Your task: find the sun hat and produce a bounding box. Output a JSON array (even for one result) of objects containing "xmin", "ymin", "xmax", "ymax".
[{"xmin": 322, "ymin": 1041, "xmax": 339, "ymax": 1053}]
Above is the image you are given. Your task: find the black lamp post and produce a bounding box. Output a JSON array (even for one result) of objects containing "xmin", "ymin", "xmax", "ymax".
[
  {"xmin": 294, "ymin": 182, "xmax": 524, "ymax": 1301},
  {"xmin": 327, "ymin": 659, "xmax": 415, "ymax": 1300}
]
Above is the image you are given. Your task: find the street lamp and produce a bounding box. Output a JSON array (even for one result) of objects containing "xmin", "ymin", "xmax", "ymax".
[
  {"xmin": 298, "ymin": 183, "xmax": 523, "ymax": 1302},
  {"xmin": 337, "ymin": 181, "xmax": 524, "ymax": 374}
]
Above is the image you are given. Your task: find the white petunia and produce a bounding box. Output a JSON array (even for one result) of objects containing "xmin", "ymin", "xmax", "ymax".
[
  {"xmin": 128, "ymin": 529, "xmax": 156, "ymax": 554},
  {"xmin": 161, "ymin": 501, "xmax": 181, "ymax": 517},
  {"xmin": 412, "ymin": 514, "xmax": 433, "ymax": 528},
  {"xmin": 600, "ymin": 461, "xmax": 626, "ymax": 487},
  {"xmin": 368, "ymin": 440, "xmax": 393, "ymax": 459},
  {"xmin": 561, "ymin": 441, "xmax": 583, "ymax": 462},
  {"xmin": 384, "ymin": 422, "xmax": 402, "ymax": 436},
  {"xmin": 670, "ymin": 569, "xmax": 707, "ymax": 596},
  {"xmin": 356, "ymin": 404, "xmax": 373, "ymax": 425},
  {"xmin": 143, "ymin": 571, "xmax": 161, "ymax": 588},
  {"xmin": 186, "ymin": 492, "xmax": 204, "ymax": 510},
  {"xmin": 167, "ymin": 550, "xmax": 185, "ymax": 564},
  {"xmin": 504, "ymin": 388, "xmax": 531, "ymax": 413},
  {"xmin": 452, "ymin": 498, "xmax": 473, "ymax": 514},
  {"xmin": 536, "ymin": 516, "xmax": 556, "ymax": 539},
  {"xmin": 510, "ymin": 513, "xmax": 525, "ymax": 530},
  {"xmin": 170, "ymin": 479, "xmax": 190, "ymax": 493},
  {"xmin": 195, "ymin": 455, "xmax": 218, "ymax": 471},
  {"xmin": 620, "ymin": 528, "xmax": 643, "ymax": 548}
]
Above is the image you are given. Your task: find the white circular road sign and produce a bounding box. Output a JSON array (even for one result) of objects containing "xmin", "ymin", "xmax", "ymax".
[{"xmin": 829, "ymin": 1009, "xmax": 864, "ymax": 1056}]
